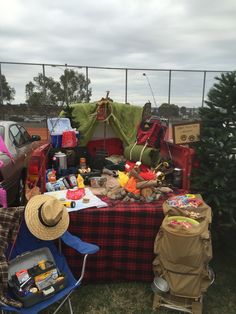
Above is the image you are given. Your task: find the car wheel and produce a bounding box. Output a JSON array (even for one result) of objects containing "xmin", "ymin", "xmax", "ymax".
[{"xmin": 17, "ymin": 175, "xmax": 26, "ymax": 206}]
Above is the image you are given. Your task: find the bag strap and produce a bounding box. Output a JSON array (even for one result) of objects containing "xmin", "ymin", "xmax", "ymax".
[
  {"xmin": 139, "ymin": 141, "xmax": 148, "ymax": 162},
  {"xmin": 129, "ymin": 140, "xmax": 137, "ymax": 160},
  {"xmin": 129, "ymin": 140, "xmax": 148, "ymax": 163}
]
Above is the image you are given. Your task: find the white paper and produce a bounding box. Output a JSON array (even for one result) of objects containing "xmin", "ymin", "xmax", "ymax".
[{"xmin": 44, "ymin": 188, "xmax": 108, "ymax": 212}]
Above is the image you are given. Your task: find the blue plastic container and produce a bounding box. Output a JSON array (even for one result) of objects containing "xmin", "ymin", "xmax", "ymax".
[
  {"xmin": 47, "ymin": 118, "xmax": 73, "ymax": 134},
  {"xmin": 48, "ymin": 118, "xmax": 73, "ymax": 148},
  {"xmin": 51, "ymin": 134, "xmax": 62, "ymax": 148}
]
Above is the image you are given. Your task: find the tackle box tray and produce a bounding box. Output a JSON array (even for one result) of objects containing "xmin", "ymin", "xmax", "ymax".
[{"xmin": 8, "ymin": 247, "xmax": 68, "ymax": 308}]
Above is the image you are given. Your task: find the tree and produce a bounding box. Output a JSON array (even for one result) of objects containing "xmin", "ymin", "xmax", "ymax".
[
  {"xmin": 0, "ymin": 74, "xmax": 15, "ymax": 103},
  {"xmin": 25, "ymin": 69, "xmax": 92, "ymax": 106},
  {"xmin": 191, "ymin": 72, "xmax": 236, "ymax": 227},
  {"xmin": 25, "ymin": 74, "xmax": 62, "ymax": 106},
  {"xmin": 60, "ymin": 69, "xmax": 92, "ymax": 104},
  {"xmin": 180, "ymin": 106, "xmax": 187, "ymax": 116},
  {"xmin": 158, "ymin": 103, "xmax": 179, "ymax": 118}
]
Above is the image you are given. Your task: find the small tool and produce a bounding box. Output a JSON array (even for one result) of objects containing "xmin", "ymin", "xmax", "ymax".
[{"xmin": 61, "ymin": 200, "xmax": 76, "ymax": 208}]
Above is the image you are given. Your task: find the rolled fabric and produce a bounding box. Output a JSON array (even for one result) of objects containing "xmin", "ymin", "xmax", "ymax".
[{"xmin": 124, "ymin": 144, "xmax": 160, "ymax": 167}]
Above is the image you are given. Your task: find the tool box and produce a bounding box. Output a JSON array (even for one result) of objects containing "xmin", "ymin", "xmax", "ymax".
[{"xmin": 8, "ymin": 247, "xmax": 68, "ymax": 308}]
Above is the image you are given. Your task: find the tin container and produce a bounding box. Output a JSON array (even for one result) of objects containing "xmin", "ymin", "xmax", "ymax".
[
  {"xmin": 62, "ymin": 177, "xmax": 70, "ymax": 189},
  {"xmin": 151, "ymin": 277, "xmax": 169, "ymax": 294},
  {"xmin": 56, "ymin": 178, "xmax": 66, "ymax": 190},
  {"xmin": 67, "ymin": 174, "xmax": 77, "ymax": 188},
  {"xmin": 90, "ymin": 177, "xmax": 107, "ymax": 188}
]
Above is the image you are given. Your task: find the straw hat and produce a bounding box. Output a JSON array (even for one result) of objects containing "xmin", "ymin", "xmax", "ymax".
[{"xmin": 25, "ymin": 194, "xmax": 69, "ymax": 240}]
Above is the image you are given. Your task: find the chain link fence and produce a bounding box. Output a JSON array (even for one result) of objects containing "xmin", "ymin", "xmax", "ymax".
[{"xmin": 0, "ymin": 61, "xmax": 231, "ymax": 121}]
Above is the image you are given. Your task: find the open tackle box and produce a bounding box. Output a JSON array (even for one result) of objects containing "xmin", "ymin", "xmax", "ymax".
[{"xmin": 8, "ymin": 247, "xmax": 68, "ymax": 308}]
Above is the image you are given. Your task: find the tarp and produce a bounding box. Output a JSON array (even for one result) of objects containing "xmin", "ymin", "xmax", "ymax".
[{"xmin": 60, "ymin": 102, "xmax": 143, "ymax": 147}]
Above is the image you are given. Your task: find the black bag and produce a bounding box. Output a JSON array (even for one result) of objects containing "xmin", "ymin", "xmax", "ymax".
[{"xmin": 91, "ymin": 149, "xmax": 108, "ymax": 170}]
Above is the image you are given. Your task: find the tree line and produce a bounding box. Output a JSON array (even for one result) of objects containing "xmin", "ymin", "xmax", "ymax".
[
  {"xmin": 1, "ymin": 71, "xmax": 191, "ymax": 118},
  {"xmin": 0, "ymin": 69, "xmax": 92, "ymax": 106}
]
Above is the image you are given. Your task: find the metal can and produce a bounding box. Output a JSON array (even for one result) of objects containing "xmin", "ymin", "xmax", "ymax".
[
  {"xmin": 62, "ymin": 177, "xmax": 70, "ymax": 189},
  {"xmin": 57, "ymin": 178, "xmax": 66, "ymax": 190},
  {"xmin": 67, "ymin": 174, "xmax": 77, "ymax": 188},
  {"xmin": 46, "ymin": 182, "xmax": 54, "ymax": 192}
]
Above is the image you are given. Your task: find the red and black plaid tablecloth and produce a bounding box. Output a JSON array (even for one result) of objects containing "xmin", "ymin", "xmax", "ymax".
[{"xmin": 62, "ymin": 193, "xmax": 180, "ymax": 284}]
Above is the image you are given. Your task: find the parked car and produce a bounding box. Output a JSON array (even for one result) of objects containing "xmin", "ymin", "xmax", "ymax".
[{"xmin": 0, "ymin": 121, "xmax": 41, "ymax": 207}]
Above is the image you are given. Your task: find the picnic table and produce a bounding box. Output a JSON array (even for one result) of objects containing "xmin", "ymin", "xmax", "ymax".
[{"xmin": 62, "ymin": 194, "xmax": 175, "ymax": 283}]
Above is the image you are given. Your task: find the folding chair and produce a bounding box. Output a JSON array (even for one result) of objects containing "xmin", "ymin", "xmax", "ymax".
[{"xmin": 0, "ymin": 221, "xmax": 99, "ymax": 314}]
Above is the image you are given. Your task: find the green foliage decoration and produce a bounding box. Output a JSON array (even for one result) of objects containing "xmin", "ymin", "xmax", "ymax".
[{"xmin": 191, "ymin": 72, "xmax": 236, "ymax": 225}]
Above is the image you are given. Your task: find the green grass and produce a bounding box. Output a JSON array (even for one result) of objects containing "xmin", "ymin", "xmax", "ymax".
[{"xmin": 42, "ymin": 228, "xmax": 236, "ymax": 314}]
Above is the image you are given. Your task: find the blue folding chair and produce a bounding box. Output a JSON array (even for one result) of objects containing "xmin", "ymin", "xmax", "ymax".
[{"xmin": 0, "ymin": 221, "xmax": 99, "ymax": 314}]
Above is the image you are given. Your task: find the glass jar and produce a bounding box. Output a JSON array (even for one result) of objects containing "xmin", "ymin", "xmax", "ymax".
[
  {"xmin": 172, "ymin": 168, "xmax": 183, "ymax": 188},
  {"xmin": 79, "ymin": 157, "xmax": 87, "ymax": 169}
]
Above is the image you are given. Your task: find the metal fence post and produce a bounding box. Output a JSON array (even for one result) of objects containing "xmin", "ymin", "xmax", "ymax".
[
  {"xmin": 42, "ymin": 64, "xmax": 47, "ymax": 107},
  {"xmin": 202, "ymin": 71, "xmax": 206, "ymax": 107},
  {"xmin": 65, "ymin": 65, "xmax": 69, "ymax": 106},
  {"xmin": 168, "ymin": 70, "xmax": 172, "ymax": 105},
  {"xmin": 125, "ymin": 69, "xmax": 128, "ymax": 104},
  {"xmin": 86, "ymin": 66, "xmax": 89, "ymax": 102}
]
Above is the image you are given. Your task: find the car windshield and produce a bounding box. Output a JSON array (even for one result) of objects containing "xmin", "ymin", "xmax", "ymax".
[
  {"xmin": 19, "ymin": 125, "xmax": 31, "ymax": 142},
  {"xmin": 9, "ymin": 124, "xmax": 25, "ymax": 146}
]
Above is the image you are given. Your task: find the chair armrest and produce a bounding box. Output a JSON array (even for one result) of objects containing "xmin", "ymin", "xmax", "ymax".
[{"xmin": 61, "ymin": 231, "xmax": 99, "ymax": 254}]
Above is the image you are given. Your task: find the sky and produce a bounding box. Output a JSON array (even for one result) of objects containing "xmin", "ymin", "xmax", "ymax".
[{"xmin": 1, "ymin": 0, "xmax": 236, "ymax": 107}]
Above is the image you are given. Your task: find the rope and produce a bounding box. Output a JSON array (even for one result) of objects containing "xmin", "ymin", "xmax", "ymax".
[
  {"xmin": 139, "ymin": 141, "xmax": 148, "ymax": 162},
  {"xmin": 129, "ymin": 141, "xmax": 137, "ymax": 160}
]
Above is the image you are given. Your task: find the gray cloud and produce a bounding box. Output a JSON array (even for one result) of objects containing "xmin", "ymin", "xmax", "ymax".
[{"xmin": 1, "ymin": 0, "xmax": 236, "ymax": 106}]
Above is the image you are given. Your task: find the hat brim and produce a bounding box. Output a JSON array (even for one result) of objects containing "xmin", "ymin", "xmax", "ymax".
[{"xmin": 25, "ymin": 195, "xmax": 69, "ymax": 240}]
